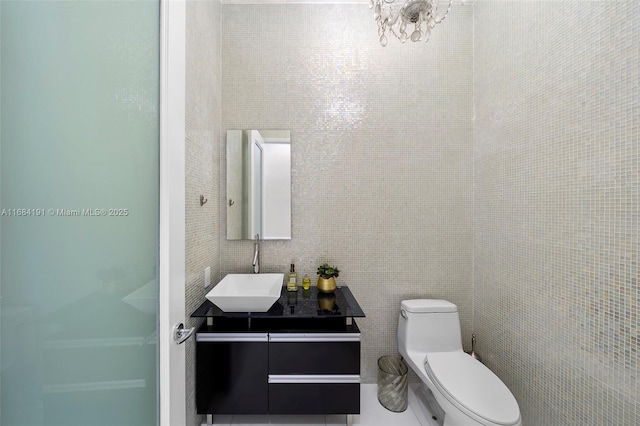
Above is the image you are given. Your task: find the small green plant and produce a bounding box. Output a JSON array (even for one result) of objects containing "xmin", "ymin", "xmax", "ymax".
[{"xmin": 317, "ymin": 263, "xmax": 340, "ymax": 279}]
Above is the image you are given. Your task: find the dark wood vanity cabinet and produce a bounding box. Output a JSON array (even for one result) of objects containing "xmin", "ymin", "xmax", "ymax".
[
  {"xmin": 195, "ymin": 323, "xmax": 361, "ymax": 415},
  {"xmin": 193, "ymin": 286, "xmax": 365, "ymax": 417}
]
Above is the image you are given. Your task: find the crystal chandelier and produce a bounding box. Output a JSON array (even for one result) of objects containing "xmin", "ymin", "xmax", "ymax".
[{"xmin": 371, "ymin": 0, "xmax": 452, "ymax": 46}]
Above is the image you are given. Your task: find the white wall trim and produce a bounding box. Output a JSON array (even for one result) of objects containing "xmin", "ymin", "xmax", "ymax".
[{"xmin": 159, "ymin": 0, "xmax": 186, "ymax": 425}]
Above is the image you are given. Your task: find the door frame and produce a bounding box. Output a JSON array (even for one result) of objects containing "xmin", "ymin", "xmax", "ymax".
[{"xmin": 159, "ymin": 0, "xmax": 186, "ymax": 425}]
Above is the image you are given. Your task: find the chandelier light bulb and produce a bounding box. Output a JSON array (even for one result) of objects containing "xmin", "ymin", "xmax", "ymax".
[{"xmin": 370, "ymin": 0, "xmax": 452, "ymax": 46}]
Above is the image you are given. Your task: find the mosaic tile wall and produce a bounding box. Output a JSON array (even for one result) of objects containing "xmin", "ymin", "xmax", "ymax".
[
  {"xmin": 220, "ymin": 3, "xmax": 474, "ymax": 383},
  {"xmin": 185, "ymin": 1, "xmax": 221, "ymax": 425},
  {"xmin": 473, "ymin": 1, "xmax": 639, "ymax": 425}
]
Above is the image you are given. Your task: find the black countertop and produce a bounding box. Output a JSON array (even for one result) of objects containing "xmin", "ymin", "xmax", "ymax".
[{"xmin": 191, "ymin": 286, "xmax": 365, "ymax": 319}]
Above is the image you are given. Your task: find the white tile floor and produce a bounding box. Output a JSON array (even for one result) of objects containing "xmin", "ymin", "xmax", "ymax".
[{"xmin": 206, "ymin": 384, "xmax": 440, "ymax": 426}]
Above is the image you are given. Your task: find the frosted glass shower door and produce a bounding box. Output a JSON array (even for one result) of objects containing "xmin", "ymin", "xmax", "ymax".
[{"xmin": 0, "ymin": 1, "xmax": 160, "ymax": 425}]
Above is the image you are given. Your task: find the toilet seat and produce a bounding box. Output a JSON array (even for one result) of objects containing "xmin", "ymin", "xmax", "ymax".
[{"xmin": 424, "ymin": 351, "xmax": 521, "ymax": 426}]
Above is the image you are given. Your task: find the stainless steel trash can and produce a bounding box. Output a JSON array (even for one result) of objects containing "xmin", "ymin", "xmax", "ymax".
[{"xmin": 377, "ymin": 356, "xmax": 408, "ymax": 412}]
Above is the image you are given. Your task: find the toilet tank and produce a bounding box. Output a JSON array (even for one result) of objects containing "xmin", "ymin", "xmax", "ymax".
[{"xmin": 398, "ymin": 299, "xmax": 463, "ymax": 354}]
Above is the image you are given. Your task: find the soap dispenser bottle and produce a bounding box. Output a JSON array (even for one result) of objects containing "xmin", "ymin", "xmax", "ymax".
[
  {"xmin": 287, "ymin": 264, "xmax": 298, "ymax": 291},
  {"xmin": 302, "ymin": 274, "xmax": 311, "ymax": 290}
]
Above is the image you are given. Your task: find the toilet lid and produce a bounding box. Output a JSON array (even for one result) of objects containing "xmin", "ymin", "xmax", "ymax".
[{"xmin": 425, "ymin": 352, "xmax": 520, "ymax": 425}]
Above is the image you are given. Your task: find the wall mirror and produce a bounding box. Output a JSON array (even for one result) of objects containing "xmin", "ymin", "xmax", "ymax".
[{"xmin": 226, "ymin": 129, "xmax": 291, "ymax": 240}]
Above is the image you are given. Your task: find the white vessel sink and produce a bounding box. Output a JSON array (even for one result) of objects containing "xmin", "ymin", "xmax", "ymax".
[{"xmin": 206, "ymin": 273, "xmax": 284, "ymax": 312}]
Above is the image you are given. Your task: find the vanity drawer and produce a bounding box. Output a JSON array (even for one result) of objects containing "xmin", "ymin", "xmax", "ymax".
[
  {"xmin": 268, "ymin": 382, "xmax": 360, "ymax": 414},
  {"xmin": 268, "ymin": 333, "xmax": 360, "ymax": 375}
]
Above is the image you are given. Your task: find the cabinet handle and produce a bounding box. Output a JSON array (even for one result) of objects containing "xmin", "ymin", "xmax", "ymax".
[
  {"xmin": 269, "ymin": 333, "xmax": 360, "ymax": 342},
  {"xmin": 196, "ymin": 333, "xmax": 268, "ymax": 342},
  {"xmin": 268, "ymin": 374, "xmax": 360, "ymax": 384}
]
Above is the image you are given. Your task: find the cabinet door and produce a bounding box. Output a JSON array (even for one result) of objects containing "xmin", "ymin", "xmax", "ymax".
[{"xmin": 196, "ymin": 333, "xmax": 268, "ymax": 414}]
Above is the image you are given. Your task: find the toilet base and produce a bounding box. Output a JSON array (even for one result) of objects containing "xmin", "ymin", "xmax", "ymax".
[
  {"xmin": 410, "ymin": 382, "xmax": 487, "ymax": 426},
  {"xmin": 408, "ymin": 383, "xmax": 444, "ymax": 426}
]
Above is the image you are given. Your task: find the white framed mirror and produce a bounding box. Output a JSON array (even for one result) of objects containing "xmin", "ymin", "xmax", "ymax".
[{"xmin": 226, "ymin": 129, "xmax": 291, "ymax": 240}]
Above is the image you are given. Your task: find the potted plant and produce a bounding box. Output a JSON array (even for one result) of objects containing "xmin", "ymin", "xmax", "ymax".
[{"xmin": 316, "ymin": 263, "xmax": 340, "ymax": 293}]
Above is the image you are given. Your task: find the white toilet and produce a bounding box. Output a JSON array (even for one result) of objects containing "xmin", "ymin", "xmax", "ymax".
[{"xmin": 398, "ymin": 299, "xmax": 521, "ymax": 426}]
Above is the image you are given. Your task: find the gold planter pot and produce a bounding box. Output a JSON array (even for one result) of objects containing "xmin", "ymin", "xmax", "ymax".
[{"xmin": 317, "ymin": 276, "xmax": 337, "ymax": 293}]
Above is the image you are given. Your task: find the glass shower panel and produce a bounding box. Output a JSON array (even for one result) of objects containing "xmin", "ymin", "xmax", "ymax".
[{"xmin": 0, "ymin": 1, "xmax": 160, "ymax": 425}]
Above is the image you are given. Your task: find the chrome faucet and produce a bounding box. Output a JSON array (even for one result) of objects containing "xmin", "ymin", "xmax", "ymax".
[{"xmin": 252, "ymin": 234, "xmax": 260, "ymax": 274}]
